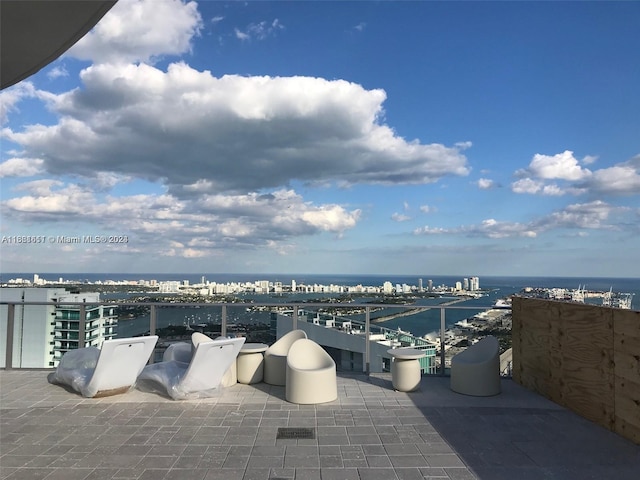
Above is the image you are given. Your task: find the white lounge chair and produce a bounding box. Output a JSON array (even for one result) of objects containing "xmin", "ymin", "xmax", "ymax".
[
  {"xmin": 47, "ymin": 336, "xmax": 158, "ymax": 398},
  {"xmin": 137, "ymin": 334, "xmax": 245, "ymax": 400},
  {"xmin": 163, "ymin": 333, "xmax": 238, "ymax": 386},
  {"xmin": 450, "ymin": 335, "xmax": 501, "ymax": 396},
  {"xmin": 286, "ymin": 338, "xmax": 337, "ymax": 404},
  {"xmin": 263, "ymin": 329, "xmax": 307, "ymax": 386}
]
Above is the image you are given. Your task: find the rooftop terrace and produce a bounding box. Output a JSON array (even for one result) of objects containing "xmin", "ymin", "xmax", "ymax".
[{"xmin": 2, "ymin": 370, "xmax": 639, "ymax": 480}]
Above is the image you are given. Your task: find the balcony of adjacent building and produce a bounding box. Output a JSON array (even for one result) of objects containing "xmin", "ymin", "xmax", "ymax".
[{"xmin": 1, "ymin": 297, "xmax": 639, "ymax": 480}]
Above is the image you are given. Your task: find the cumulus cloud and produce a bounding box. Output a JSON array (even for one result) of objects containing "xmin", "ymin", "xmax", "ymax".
[
  {"xmin": 0, "ymin": 158, "xmax": 44, "ymax": 177},
  {"xmin": 3, "ymin": 63, "xmax": 470, "ymax": 196},
  {"xmin": 67, "ymin": 0, "xmax": 203, "ymax": 64},
  {"xmin": 0, "ymin": 82, "xmax": 36, "ymax": 125},
  {"xmin": 1, "ymin": 181, "xmax": 362, "ymax": 255},
  {"xmin": 413, "ymin": 201, "xmax": 630, "ymax": 239},
  {"xmin": 512, "ymin": 151, "xmax": 640, "ymax": 197},
  {"xmin": 579, "ymin": 158, "xmax": 640, "ymax": 196},
  {"xmin": 538, "ymin": 200, "xmax": 627, "ymax": 230},
  {"xmin": 477, "ymin": 178, "xmax": 496, "ymax": 189},
  {"xmin": 511, "ymin": 178, "xmax": 543, "ymax": 194},
  {"xmin": 47, "ymin": 66, "xmax": 69, "ymax": 80}
]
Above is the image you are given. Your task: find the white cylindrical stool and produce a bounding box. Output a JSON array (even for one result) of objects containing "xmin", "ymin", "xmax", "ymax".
[
  {"xmin": 237, "ymin": 343, "xmax": 268, "ymax": 384},
  {"xmin": 387, "ymin": 348, "xmax": 426, "ymax": 392}
]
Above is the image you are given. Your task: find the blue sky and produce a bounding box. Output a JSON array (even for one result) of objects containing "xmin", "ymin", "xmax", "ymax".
[{"xmin": 1, "ymin": 0, "xmax": 639, "ymax": 277}]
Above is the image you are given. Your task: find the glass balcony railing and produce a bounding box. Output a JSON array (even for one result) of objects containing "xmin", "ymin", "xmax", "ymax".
[{"xmin": 0, "ymin": 300, "xmax": 512, "ymax": 372}]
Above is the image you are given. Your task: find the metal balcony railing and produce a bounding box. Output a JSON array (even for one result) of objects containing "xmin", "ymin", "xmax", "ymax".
[{"xmin": 1, "ymin": 300, "xmax": 508, "ymax": 372}]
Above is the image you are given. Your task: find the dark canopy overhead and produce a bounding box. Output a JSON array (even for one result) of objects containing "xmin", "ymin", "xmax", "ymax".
[{"xmin": 1, "ymin": 0, "xmax": 116, "ymax": 89}]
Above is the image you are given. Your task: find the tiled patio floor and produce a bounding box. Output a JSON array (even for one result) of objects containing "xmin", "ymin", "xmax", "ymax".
[{"xmin": 1, "ymin": 371, "xmax": 638, "ymax": 480}]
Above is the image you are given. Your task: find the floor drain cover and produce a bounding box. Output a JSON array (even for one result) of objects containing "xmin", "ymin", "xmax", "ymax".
[{"xmin": 276, "ymin": 427, "xmax": 316, "ymax": 439}]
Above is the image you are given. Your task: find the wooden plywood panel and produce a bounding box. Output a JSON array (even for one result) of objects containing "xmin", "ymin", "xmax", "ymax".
[
  {"xmin": 613, "ymin": 309, "xmax": 640, "ymax": 445},
  {"xmin": 557, "ymin": 303, "xmax": 614, "ymax": 428},
  {"xmin": 547, "ymin": 300, "xmax": 565, "ymax": 405},
  {"xmin": 515, "ymin": 298, "xmax": 552, "ymax": 396},
  {"xmin": 614, "ymin": 376, "xmax": 640, "ymax": 445},
  {"xmin": 513, "ymin": 297, "xmax": 639, "ymax": 444},
  {"xmin": 614, "ymin": 335, "xmax": 640, "ymax": 384},
  {"xmin": 511, "ymin": 296, "xmax": 522, "ymax": 383}
]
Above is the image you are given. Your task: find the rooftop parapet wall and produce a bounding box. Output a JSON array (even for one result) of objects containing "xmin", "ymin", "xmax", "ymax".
[{"xmin": 512, "ymin": 296, "xmax": 640, "ymax": 444}]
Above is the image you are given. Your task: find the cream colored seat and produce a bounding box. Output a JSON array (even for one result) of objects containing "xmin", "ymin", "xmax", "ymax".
[
  {"xmin": 137, "ymin": 334, "xmax": 244, "ymax": 400},
  {"xmin": 163, "ymin": 333, "xmax": 237, "ymax": 386},
  {"xmin": 263, "ymin": 329, "xmax": 307, "ymax": 386},
  {"xmin": 286, "ymin": 338, "xmax": 337, "ymax": 404},
  {"xmin": 48, "ymin": 336, "xmax": 158, "ymax": 398},
  {"xmin": 450, "ymin": 335, "xmax": 501, "ymax": 396}
]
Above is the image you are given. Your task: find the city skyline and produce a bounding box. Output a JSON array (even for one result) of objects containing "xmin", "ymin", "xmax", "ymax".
[{"xmin": 1, "ymin": 0, "xmax": 639, "ymax": 277}]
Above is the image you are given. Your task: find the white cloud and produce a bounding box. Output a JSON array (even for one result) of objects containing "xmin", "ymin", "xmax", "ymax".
[
  {"xmin": 473, "ymin": 219, "xmax": 538, "ymax": 239},
  {"xmin": 0, "ymin": 158, "xmax": 44, "ymax": 177},
  {"xmin": 540, "ymin": 184, "xmax": 565, "ymax": 196},
  {"xmin": 392, "ymin": 213, "xmax": 411, "ymax": 222},
  {"xmin": 419, "ymin": 205, "xmax": 435, "ymax": 214},
  {"xmin": 234, "ymin": 28, "xmax": 250, "ymax": 41},
  {"xmin": 413, "ymin": 226, "xmax": 447, "ymax": 235},
  {"xmin": 235, "ymin": 19, "xmax": 284, "ymax": 41},
  {"xmin": 526, "ymin": 150, "xmax": 592, "ymax": 181},
  {"xmin": 4, "ymin": 63, "xmax": 470, "ymax": 196},
  {"xmin": 513, "ymin": 152, "xmax": 640, "ymax": 197},
  {"xmin": 0, "ymin": 82, "xmax": 36, "ymax": 125},
  {"xmin": 412, "ymin": 201, "xmax": 631, "ymax": 240},
  {"xmin": 5, "ymin": 183, "xmax": 93, "ymax": 214},
  {"xmin": 47, "ymin": 66, "xmax": 69, "ymax": 80},
  {"xmin": 540, "ymin": 200, "xmax": 626, "ymax": 230},
  {"xmin": 67, "ymin": 0, "xmax": 203, "ymax": 65},
  {"xmin": 511, "ymin": 178, "xmax": 543, "ymax": 194},
  {"xmin": 1, "ymin": 181, "xmax": 363, "ymax": 255},
  {"xmin": 477, "ymin": 178, "xmax": 495, "ymax": 189},
  {"xmin": 581, "ymin": 160, "xmax": 640, "ymax": 195}
]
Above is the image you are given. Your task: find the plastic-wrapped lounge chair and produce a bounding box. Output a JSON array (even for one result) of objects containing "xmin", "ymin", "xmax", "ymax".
[
  {"xmin": 450, "ymin": 335, "xmax": 501, "ymax": 396},
  {"xmin": 286, "ymin": 338, "xmax": 337, "ymax": 404},
  {"xmin": 137, "ymin": 334, "xmax": 245, "ymax": 400},
  {"xmin": 163, "ymin": 332, "xmax": 237, "ymax": 386},
  {"xmin": 263, "ymin": 329, "xmax": 307, "ymax": 386},
  {"xmin": 47, "ymin": 336, "xmax": 158, "ymax": 398}
]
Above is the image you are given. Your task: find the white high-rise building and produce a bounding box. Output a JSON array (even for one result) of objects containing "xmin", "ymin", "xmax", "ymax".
[{"xmin": 0, "ymin": 288, "xmax": 117, "ymax": 368}]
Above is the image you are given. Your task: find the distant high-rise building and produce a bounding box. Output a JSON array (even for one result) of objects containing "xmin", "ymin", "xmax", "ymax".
[
  {"xmin": 418, "ymin": 278, "xmax": 423, "ymax": 292},
  {"xmin": 428, "ymin": 279, "xmax": 433, "ymax": 292},
  {"xmin": 463, "ymin": 278, "xmax": 469, "ymax": 291},
  {"xmin": 291, "ymin": 279, "xmax": 296, "ymax": 292}
]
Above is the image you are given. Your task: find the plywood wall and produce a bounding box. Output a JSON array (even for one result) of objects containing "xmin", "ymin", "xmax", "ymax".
[{"xmin": 512, "ymin": 297, "xmax": 639, "ymax": 445}]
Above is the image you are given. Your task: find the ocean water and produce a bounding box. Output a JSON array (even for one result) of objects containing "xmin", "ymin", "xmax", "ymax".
[{"xmin": 3, "ymin": 273, "xmax": 637, "ymax": 339}]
